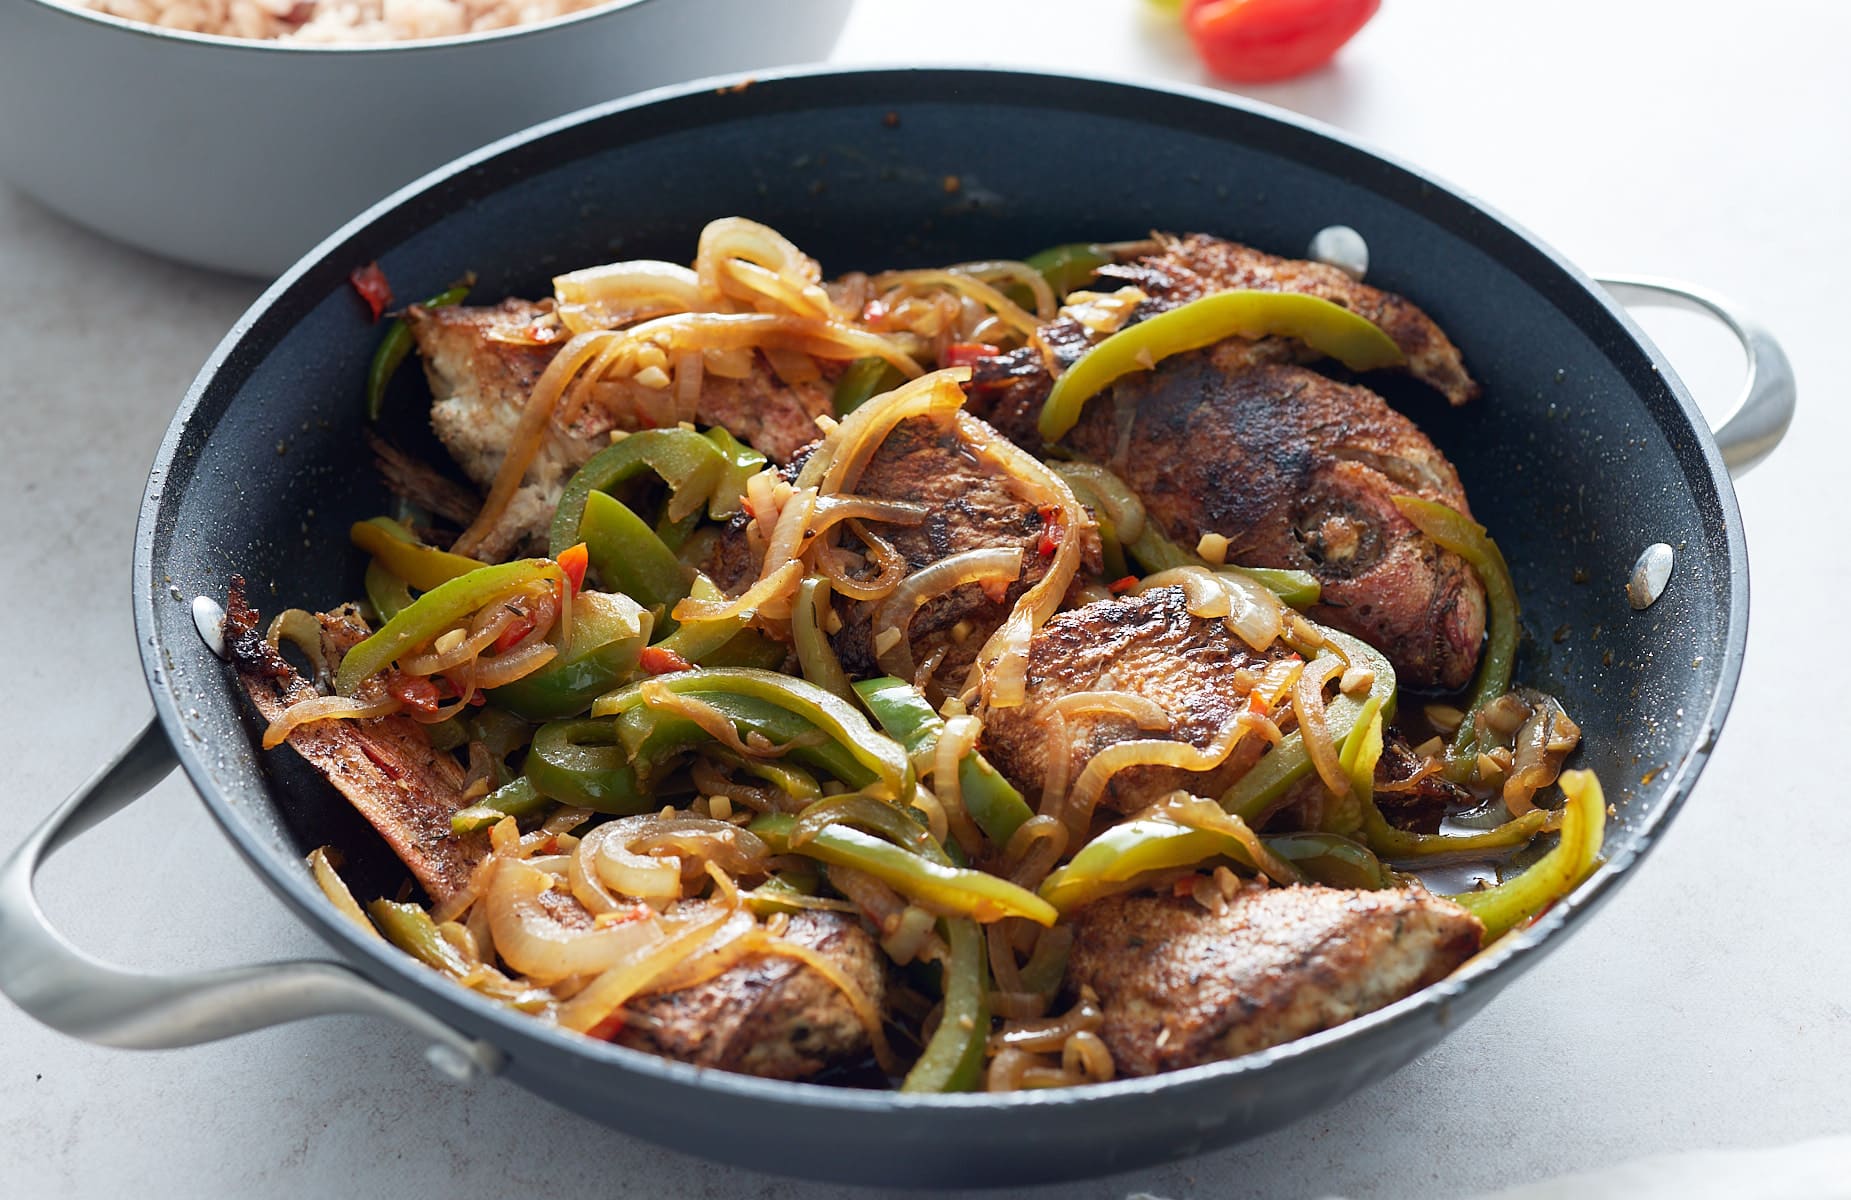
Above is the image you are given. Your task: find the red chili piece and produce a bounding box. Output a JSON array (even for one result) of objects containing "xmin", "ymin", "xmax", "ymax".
[
  {"xmin": 944, "ymin": 342, "xmax": 1001, "ymax": 367},
  {"xmin": 640, "ymin": 646, "xmax": 694, "ymax": 675},
  {"xmin": 1183, "ymin": 0, "xmax": 1380, "ymax": 83},
  {"xmin": 348, "ymin": 262, "xmax": 394, "ymax": 322}
]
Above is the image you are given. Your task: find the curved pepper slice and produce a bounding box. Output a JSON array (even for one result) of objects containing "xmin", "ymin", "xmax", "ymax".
[
  {"xmin": 1220, "ymin": 629, "xmax": 1397, "ymax": 824},
  {"xmin": 486, "ymin": 590, "xmax": 651, "ymax": 720},
  {"xmin": 1025, "ymin": 242, "xmax": 1115, "ymax": 299},
  {"xmin": 1038, "ymin": 810, "xmax": 1304, "ymax": 915},
  {"xmin": 1391, "ymin": 494, "xmax": 1520, "ymax": 779},
  {"xmin": 598, "ymin": 668, "xmax": 912, "ymax": 802},
  {"xmin": 751, "ymin": 813, "xmax": 1057, "ymax": 926},
  {"xmin": 350, "ymin": 517, "xmax": 484, "ymax": 592},
  {"xmin": 701, "ymin": 426, "xmax": 767, "ymax": 519},
  {"xmin": 336, "ymin": 559, "xmax": 559, "ymax": 695},
  {"xmin": 1446, "ymin": 769, "xmax": 1606, "ymax": 940},
  {"xmin": 522, "ymin": 718, "xmax": 649, "ymax": 814},
  {"xmin": 547, "ymin": 429, "xmax": 728, "ymax": 559},
  {"xmin": 577, "ymin": 489, "xmax": 689, "ymax": 619},
  {"xmin": 1265, "ymin": 831, "xmax": 1397, "ymax": 890},
  {"xmin": 363, "ymin": 560, "xmax": 414, "ymax": 623},
  {"xmin": 366, "ymin": 281, "xmax": 470, "ymax": 421},
  {"xmin": 901, "ymin": 916, "xmax": 988, "ymax": 1093},
  {"xmin": 1038, "ymin": 289, "xmax": 1407, "ymax": 442},
  {"xmin": 852, "ymin": 676, "xmax": 1035, "ymax": 849},
  {"xmin": 833, "ymin": 356, "xmax": 907, "ymax": 415}
]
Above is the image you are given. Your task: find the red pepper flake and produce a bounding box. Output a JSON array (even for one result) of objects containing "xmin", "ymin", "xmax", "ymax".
[
  {"xmin": 586, "ymin": 1012, "xmax": 627, "ymax": 1040},
  {"xmin": 1035, "ymin": 504, "xmax": 1065, "ymax": 557},
  {"xmin": 358, "ymin": 740, "xmax": 404, "ymax": 780},
  {"xmin": 944, "ymin": 342, "xmax": 1000, "ymax": 367},
  {"xmin": 1171, "ymin": 874, "xmax": 1200, "ymax": 898},
  {"xmin": 493, "ymin": 613, "xmax": 537, "ymax": 655},
  {"xmin": 640, "ymin": 646, "xmax": 693, "ymax": 675},
  {"xmin": 1107, "ymin": 574, "xmax": 1139, "ymax": 595},
  {"xmin": 556, "ymin": 542, "xmax": 589, "ymax": 594},
  {"xmin": 348, "ymin": 262, "xmax": 393, "ymax": 322},
  {"xmin": 1248, "ymin": 690, "xmax": 1270, "ymax": 716},
  {"xmin": 388, "ymin": 672, "xmax": 443, "ymax": 714}
]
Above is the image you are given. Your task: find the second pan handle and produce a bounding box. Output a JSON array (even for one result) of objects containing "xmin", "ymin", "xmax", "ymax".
[{"xmin": 0, "ymin": 717, "xmax": 501, "ymax": 1083}]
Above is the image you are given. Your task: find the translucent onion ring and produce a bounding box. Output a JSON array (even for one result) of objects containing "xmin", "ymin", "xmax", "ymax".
[
  {"xmin": 1293, "ymin": 653, "xmax": 1353, "ymax": 799},
  {"xmin": 870, "ymin": 546, "xmax": 1025, "ymax": 681}
]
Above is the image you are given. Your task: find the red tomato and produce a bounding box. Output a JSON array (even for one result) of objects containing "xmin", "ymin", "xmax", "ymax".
[
  {"xmin": 555, "ymin": 542, "xmax": 590, "ymax": 594},
  {"xmin": 348, "ymin": 261, "xmax": 393, "ymax": 322},
  {"xmin": 1183, "ymin": 0, "xmax": 1380, "ymax": 83},
  {"xmin": 944, "ymin": 342, "xmax": 1001, "ymax": 367},
  {"xmin": 640, "ymin": 646, "xmax": 694, "ymax": 675},
  {"xmin": 492, "ymin": 614, "xmax": 536, "ymax": 655}
]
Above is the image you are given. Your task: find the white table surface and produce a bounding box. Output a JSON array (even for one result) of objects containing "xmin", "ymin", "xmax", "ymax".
[{"xmin": 3, "ymin": 2, "xmax": 1846, "ymax": 1196}]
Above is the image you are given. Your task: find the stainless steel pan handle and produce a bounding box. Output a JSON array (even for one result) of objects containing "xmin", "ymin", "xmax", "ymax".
[
  {"xmin": 1599, "ymin": 276, "xmax": 1796, "ymax": 476},
  {"xmin": 0, "ymin": 717, "xmax": 501, "ymax": 1083}
]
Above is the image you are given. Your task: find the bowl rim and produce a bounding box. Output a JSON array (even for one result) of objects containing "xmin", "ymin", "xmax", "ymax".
[
  {"xmin": 134, "ymin": 62, "xmax": 1749, "ymax": 1117},
  {"xmin": 24, "ymin": 0, "xmax": 660, "ymax": 54}
]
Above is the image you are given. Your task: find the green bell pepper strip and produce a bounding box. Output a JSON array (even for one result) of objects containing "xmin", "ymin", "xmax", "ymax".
[
  {"xmin": 350, "ymin": 517, "xmax": 483, "ymax": 592},
  {"xmin": 751, "ymin": 813, "xmax": 1057, "ymax": 925},
  {"xmin": 363, "ymin": 560, "xmax": 414, "ymax": 623},
  {"xmin": 742, "ymin": 871, "xmax": 826, "ymax": 918},
  {"xmin": 577, "ymin": 489, "xmax": 689, "ymax": 619},
  {"xmin": 1024, "ymin": 242, "xmax": 1114, "ymax": 299},
  {"xmin": 691, "ymin": 629, "xmax": 789, "ymax": 670},
  {"xmin": 600, "ymin": 668, "xmax": 912, "ymax": 801},
  {"xmin": 1264, "ymin": 832, "xmax": 1396, "ymax": 890},
  {"xmin": 367, "ymin": 899, "xmax": 475, "ymax": 976},
  {"xmin": 646, "ymin": 576, "xmax": 765, "ymax": 666},
  {"xmin": 900, "ymin": 917, "xmax": 989, "ymax": 1093},
  {"xmin": 424, "ymin": 717, "xmax": 468, "ymax": 754},
  {"xmin": 451, "ymin": 776, "xmax": 548, "ymax": 834},
  {"xmin": 1221, "ymin": 630, "xmax": 1398, "ymax": 824},
  {"xmin": 1039, "ymin": 290, "xmax": 1407, "ymax": 442},
  {"xmin": 852, "ymin": 676, "xmax": 1036, "ymax": 849},
  {"xmin": 365, "ymin": 282, "xmax": 470, "ymax": 421},
  {"xmin": 702, "ymin": 426, "xmax": 766, "ymax": 520},
  {"xmin": 1039, "ymin": 815, "xmax": 1307, "ymax": 914},
  {"xmin": 485, "ymin": 590, "xmax": 651, "ymax": 720},
  {"xmin": 1124, "ymin": 521, "xmax": 1322, "ymax": 608},
  {"xmin": 1391, "ymin": 495, "xmax": 1520, "ymax": 780},
  {"xmin": 1359, "ymin": 796, "xmax": 1551, "ymax": 861},
  {"xmin": 1447, "ymin": 769, "xmax": 1606, "ymax": 940},
  {"xmin": 699, "ymin": 747, "xmax": 823, "ymax": 806},
  {"xmin": 793, "ymin": 575, "xmax": 854, "ymax": 700},
  {"xmin": 547, "ymin": 429, "xmax": 728, "ymax": 559},
  {"xmin": 522, "ymin": 718, "xmax": 650, "ymax": 814},
  {"xmin": 336, "ymin": 559, "xmax": 558, "ymax": 695},
  {"xmin": 833, "ymin": 356, "xmax": 906, "ymax": 415}
]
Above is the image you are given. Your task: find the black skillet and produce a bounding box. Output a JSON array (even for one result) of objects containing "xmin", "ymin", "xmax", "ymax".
[{"xmin": 0, "ymin": 67, "xmax": 1795, "ymax": 1186}]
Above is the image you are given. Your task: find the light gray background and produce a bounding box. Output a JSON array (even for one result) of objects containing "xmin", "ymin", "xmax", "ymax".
[{"xmin": 3, "ymin": 1, "xmax": 1845, "ymax": 1196}]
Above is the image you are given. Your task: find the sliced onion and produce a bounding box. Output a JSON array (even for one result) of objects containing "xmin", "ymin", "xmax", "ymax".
[
  {"xmin": 580, "ymin": 819, "xmax": 682, "ymax": 907},
  {"xmin": 555, "ymin": 901, "xmax": 737, "ymax": 1033},
  {"xmin": 806, "ymin": 494, "xmax": 928, "ymax": 536},
  {"xmin": 484, "ymin": 858, "xmax": 664, "ymax": 984},
  {"xmin": 1038, "ymin": 709, "xmax": 1072, "ymax": 823},
  {"xmin": 1050, "ymin": 462, "xmax": 1146, "ymax": 544},
  {"xmin": 951, "ymin": 260, "xmax": 1057, "ymax": 321},
  {"xmin": 265, "ymin": 609, "xmax": 330, "ymax": 689},
  {"xmin": 453, "ymin": 329, "xmax": 614, "ymax": 557},
  {"xmin": 262, "ymin": 693, "xmax": 401, "ymax": 749},
  {"xmin": 795, "ymin": 368, "xmax": 970, "ymax": 497},
  {"xmin": 1293, "ymin": 654, "xmax": 1352, "ymax": 799},
  {"xmin": 1139, "ymin": 568, "xmax": 1229, "ymax": 619},
  {"xmin": 959, "ymin": 413, "xmax": 1087, "ymax": 708},
  {"xmin": 670, "ymin": 560, "xmax": 801, "ymax": 623},
  {"xmin": 1047, "ymin": 690, "xmax": 1171, "ymax": 729},
  {"xmin": 1001, "ymin": 815, "xmax": 1068, "ymax": 891},
  {"xmin": 1504, "ymin": 692, "xmax": 1582, "ymax": 816},
  {"xmin": 1063, "ymin": 718, "xmax": 1249, "ymax": 841},
  {"xmin": 616, "ymin": 311, "xmax": 919, "ymax": 377},
  {"xmin": 873, "ymin": 269, "xmax": 1043, "ymax": 338},
  {"xmin": 1218, "ymin": 569, "xmax": 1287, "ymax": 652},
  {"xmin": 400, "ymin": 603, "xmax": 523, "ymax": 677},
  {"xmin": 871, "ymin": 547, "xmax": 1024, "ymax": 680},
  {"xmin": 760, "ymin": 485, "xmax": 818, "ymax": 577},
  {"xmin": 931, "ymin": 716, "xmax": 985, "ymax": 857},
  {"xmin": 307, "ymin": 847, "xmax": 382, "ymax": 940},
  {"xmin": 553, "ymin": 260, "xmax": 704, "ymax": 334},
  {"xmin": 1153, "ymin": 792, "xmax": 1302, "ymax": 886},
  {"xmin": 634, "ymin": 906, "xmax": 760, "ymax": 994},
  {"xmin": 696, "ymin": 217, "xmax": 823, "ymax": 302}
]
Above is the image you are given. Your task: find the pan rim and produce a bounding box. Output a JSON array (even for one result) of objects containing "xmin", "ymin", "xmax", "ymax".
[{"xmin": 131, "ymin": 63, "xmax": 1749, "ymax": 1116}]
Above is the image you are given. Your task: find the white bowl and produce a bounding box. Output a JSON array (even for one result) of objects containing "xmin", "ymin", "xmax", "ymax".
[{"xmin": 0, "ymin": 0, "xmax": 851, "ymax": 275}]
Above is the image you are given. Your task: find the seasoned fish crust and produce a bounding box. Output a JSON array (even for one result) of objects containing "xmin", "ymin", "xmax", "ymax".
[
  {"xmin": 615, "ymin": 908, "xmax": 886, "ymax": 1081},
  {"xmin": 827, "ymin": 413, "xmax": 1092, "ymax": 697},
  {"xmin": 977, "ymin": 588, "xmax": 1295, "ymax": 815},
  {"xmin": 1066, "ymin": 886, "xmax": 1483, "ymax": 1076},
  {"xmin": 224, "ymin": 580, "xmax": 487, "ymax": 903},
  {"xmin": 1067, "ymin": 356, "xmax": 1486, "ymax": 690},
  {"xmin": 407, "ymin": 299, "xmax": 836, "ymax": 556}
]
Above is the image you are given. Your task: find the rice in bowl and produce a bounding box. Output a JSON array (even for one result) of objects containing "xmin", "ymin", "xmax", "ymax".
[{"xmin": 75, "ymin": 0, "xmax": 616, "ymax": 42}]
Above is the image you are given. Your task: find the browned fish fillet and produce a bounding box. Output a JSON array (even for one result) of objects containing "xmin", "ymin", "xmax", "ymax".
[
  {"xmin": 1065, "ymin": 885, "xmax": 1483, "ymax": 1076},
  {"xmin": 406, "ymin": 299, "xmax": 836, "ymax": 556},
  {"xmin": 224, "ymin": 578, "xmax": 487, "ymax": 903},
  {"xmin": 614, "ymin": 907, "xmax": 887, "ymax": 1081},
  {"xmin": 977, "ymin": 587, "xmax": 1293, "ymax": 817},
  {"xmin": 1067, "ymin": 354, "xmax": 1486, "ymax": 690}
]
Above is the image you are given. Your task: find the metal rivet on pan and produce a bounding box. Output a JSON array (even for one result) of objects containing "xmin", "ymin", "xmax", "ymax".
[
  {"xmin": 425, "ymin": 1043, "xmax": 480, "ymax": 1084},
  {"xmin": 1627, "ymin": 543, "xmax": 1675, "ymax": 610},
  {"xmin": 192, "ymin": 595, "xmax": 228, "ymax": 659},
  {"xmin": 1308, "ymin": 225, "xmax": 1369, "ymax": 281}
]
